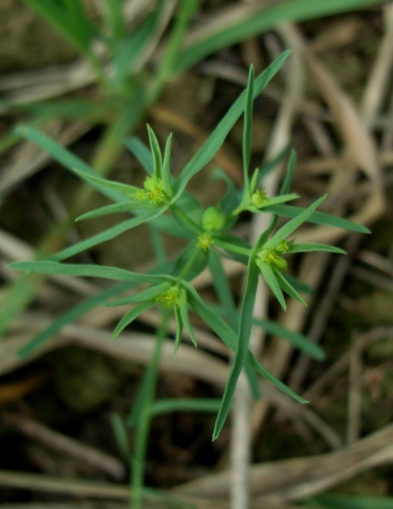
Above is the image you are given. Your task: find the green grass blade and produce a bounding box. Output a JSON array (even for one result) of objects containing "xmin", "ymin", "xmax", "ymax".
[
  {"xmin": 263, "ymin": 195, "xmax": 327, "ymax": 249},
  {"xmin": 175, "ymin": 0, "xmax": 386, "ymax": 71},
  {"xmin": 289, "ymin": 243, "xmax": 346, "ymax": 254},
  {"xmin": 173, "ymin": 51, "xmax": 291, "ymax": 198},
  {"xmin": 9, "ymin": 260, "xmax": 166, "ymax": 284},
  {"xmin": 312, "ymin": 494, "xmax": 393, "ymax": 509},
  {"xmin": 280, "ymin": 149, "xmax": 297, "ymax": 195},
  {"xmin": 150, "ymin": 398, "xmax": 222, "ymax": 416},
  {"xmin": 213, "ymin": 260, "xmax": 259, "ymax": 439},
  {"xmin": 112, "ymin": 300, "xmax": 156, "ymax": 338},
  {"xmin": 103, "ymin": 0, "xmax": 126, "ymax": 40},
  {"xmin": 264, "ymin": 203, "xmax": 371, "ymax": 233},
  {"xmin": 23, "ymin": 0, "xmax": 97, "ymax": 53}
]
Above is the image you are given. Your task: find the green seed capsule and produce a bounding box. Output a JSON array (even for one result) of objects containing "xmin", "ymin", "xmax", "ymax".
[
  {"xmin": 272, "ymin": 256, "xmax": 288, "ymax": 271},
  {"xmin": 202, "ymin": 206, "xmax": 226, "ymax": 232}
]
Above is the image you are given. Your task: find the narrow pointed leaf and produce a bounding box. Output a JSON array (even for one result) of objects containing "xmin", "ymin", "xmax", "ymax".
[
  {"xmin": 264, "ymin": 203, "xmax": 371, "ymax": 233},
  {"xmin": 274, "ymin": 269, "xmax": 307, "ymax": 307},
  {"xmin": 73, "ymin": 168, "xmax": 139, "ymax": 196},
  {"xmin": 242, "ymin": 66, "xmax": 254, "ymax": 187},
  {"xmin": 179, "ymin": 289, "xmax": 197, "ymax": 347},
  {"xmin": 150, "ymin": 398, "xmax": 222, "ymax": 416},
  {"xmin": 263, "ymin": 195, "xmax": 327, "ymax": 249},
  {"xmin": 18, "ymin": 281, "xmax": 133, "ymax": 358},
  {"xmin": 288, "ymin": 243, "xmax": 346, "ymax": 254},
  {"xmin": 213, "ymin": 260, "xmax": 259, "ymax": 439},
  {"xmin": 76, "ymin": 201, "xmax": 154, "ymax": 222},
  {"xmin": 112, "ymin": 300, "xmax": 156, "ymax": 338},
  {"xmin": 255, "ymin": 193, "xmax": 299, "ymax": 209},
  {"xmin": 255, "ymin": 318, "xmax": 325, "ymax": 360},
  {"xmin": 147, "ymin": 125, "xmax": 162, "ymax": 178},
  {"xmin": 256, "ymin": 260, "xmax": 286, "ymax": 310},
  {"xmin": 280, "ymin": 149, "xmax": 297, "ymax": 195},
  {"xmin": 106, "ymin": 282, "xmax": 172, "ymax": 307},
  {"xmin": 9, "ymin": 260, "xmax": 165, "ymax": 284},
  {"xmin": 174, "ymin": 51, "xmax": 291, "ymax": 198},
  {"xmin": 173, "ymin": 306, "xmax": 184, "ymax": 353},
  {"xmin": 14, "ymin": 125, "xmax": 124, "ymax": 202},
  {"xmin": 185, "ymin": 282, "xmax": 306, "ymax": 404},
  {"xmin": 51, "ymin": 208, "xmax": 166, "ymax": 261},
  {"xmin": 161, "ymin": 134, "xmax": 173, "ymax": 196}
]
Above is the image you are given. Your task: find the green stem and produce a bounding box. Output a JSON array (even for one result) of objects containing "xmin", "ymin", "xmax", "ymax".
[{"xmin": 130, "ymin": 310, "xmax": 170, "ymax": 509}]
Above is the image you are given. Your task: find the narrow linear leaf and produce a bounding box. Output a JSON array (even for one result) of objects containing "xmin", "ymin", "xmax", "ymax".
[
  {"xmin": 248, "ymin": 357, "xmax": 308, "ymax": 404},
  {"xmin": 106, "ymin": 282, "xmax": 172, "ymax": 307},
  {"xmin": 18, "ymin": 281, "xmax": 133, "ymax": 358},
  {"xmin": 173, "ymin": 306, "xmax": 184, "ymax": 353},
  {"xmin": 264, "ymin": 203, "xmax": 371, "ymax": 233},
  {"xmin": 274, "ymin": 269, "xmax": 307, "ymax": 307},
  {"xmin": 186, "ymin": 283, "xmax": 306, "ymax": 404},
  {"xmin": 161, "ymin": 134, "xmax": 173, "ymax": 195},
  {"xmin": 150, "ymin": 398, "xmax": 222, "ymax": 416},
  {"xmin": 258, "ymin": 193, "xmax": 299, "ymax": 209},
  {"xmin": 257, "ymin": 260, "xmax": 286, "ymax": 310},
  {"xmin": 51, "ymin": 208, "xmax": 166, "ymax": 261},
  {"xmin": 147, "ymin": 125, "xmax": 162, "ymax": 178},
  {"xmin": 179, "ymin": 289, "xmax": 197, "ymax": 347},
  {"xmin": 14, "ymin": 125, "xmax": 124, "ymax": 203},
  {"xmin": 112, "ymin": 300, "xmax": 156, "ymax": 338},
  {"xmin": 176, "ymin": 0, "xmax": 384, "ymax": 72},
  {"xmin": 243, "ymin": 66, "xmax": 254, "ymax": 187},
  {"xmin": 280, "ymin": 149, "xmax": 297, "ymax": 195},
  {"xmin": 73, "ymin": 168, "xmax": 139, "ymax": 196},
  {"xmin": 174, "ymin": 51, "xmax": 291, "ymax": 198},
  {"xmin": 9, "ymin": 260, "xmax": 166, "ymax": 284},
  {"xmin": 213, "ymin": 260, "xmax": 259, "ymax": 439},
  {"xmin": 263, "ymin": 195, "xmax": 327, "ymax": 249},
  {"xmin": 255, "ymin": 318, "xmax": 325, "ymax": 360},
  {"xmin": 76, "ymin": 201, "xmax": 153, "ymax": 222},
  {"xmin": 288, "ymin": 243, "xmax": 346, "ymax": 254}
]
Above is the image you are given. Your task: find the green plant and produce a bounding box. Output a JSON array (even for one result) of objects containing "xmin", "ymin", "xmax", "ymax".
[
  {"xmin": 10, "ymin": 54, "xmax": 369, "ymax": 508},
  {"xmin": 1, "ymin": 0, "xmax": 384, "ymax": 345}
]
